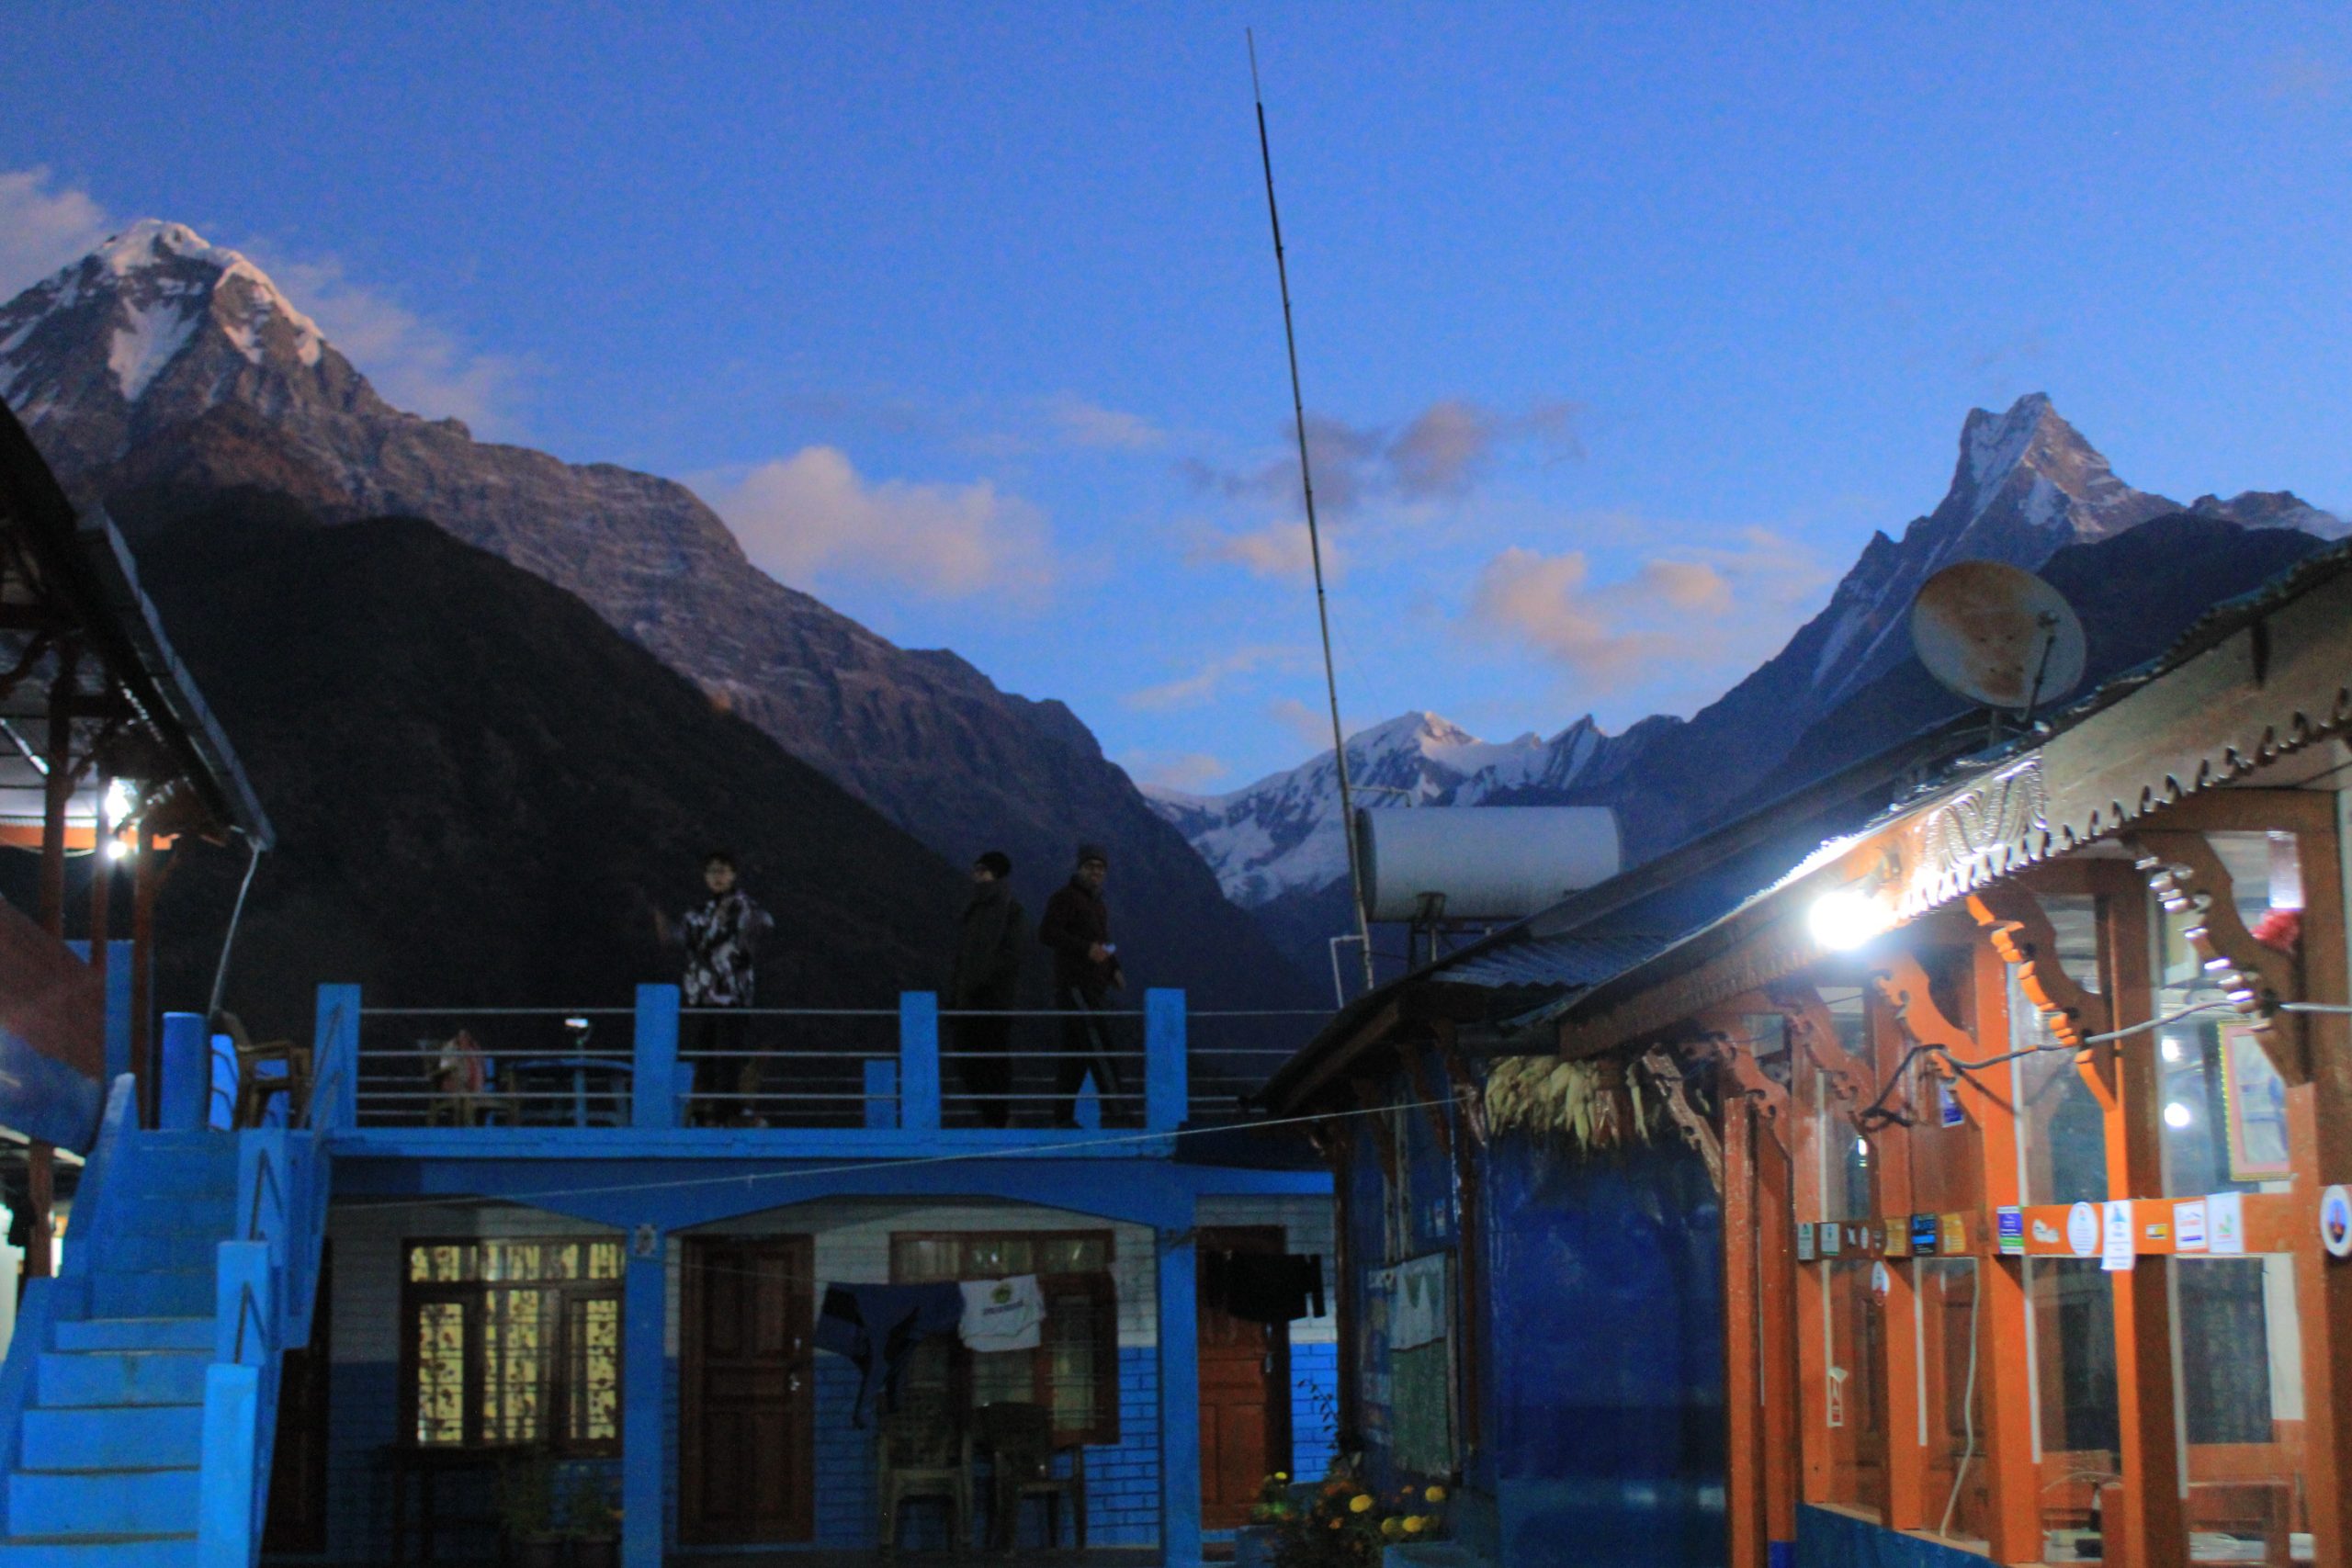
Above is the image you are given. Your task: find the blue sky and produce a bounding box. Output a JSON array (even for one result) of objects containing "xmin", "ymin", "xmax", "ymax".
[{"xmin": 6, "ymin": 3, "xmax": 2350, "ymax": 792}]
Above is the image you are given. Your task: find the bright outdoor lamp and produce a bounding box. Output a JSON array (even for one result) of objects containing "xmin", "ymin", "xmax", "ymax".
[{"xmin": 1809, "ymin": 886, "xmax": 1893, "ymax": 952}]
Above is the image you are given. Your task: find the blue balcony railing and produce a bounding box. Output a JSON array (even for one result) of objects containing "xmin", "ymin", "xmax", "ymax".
[{"xmin": 324, "ymin": 983, "xmax": 1219, "ymax": 1136}]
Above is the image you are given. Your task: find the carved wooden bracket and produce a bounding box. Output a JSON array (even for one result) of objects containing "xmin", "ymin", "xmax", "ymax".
[
  {"xmin": 1438, "ymin": 1046, "xmax": 1489, "ymax": 1150},
  {"xmin": 1869, "ymin": 953, "xmax": 2013, "ymax": 1121},
  {"xmin": 1768, "ymin": 981, "xmax": 1876, "ymax": 1112},
  {"xmin": 1637, "ymin": 1045, "xmax": 1723, "ymax": 1194},
  {"xmin": 2128, "ymin": 829, "xmax": 2305, "ymax": 1085},
  {"xmin": 1701, "ymin": 1018, "xmax": 1792, "ymax": 1163},
  {"xmin": 1967, "ymin": 886, "xmax": 2110, "ymax": 1049}
]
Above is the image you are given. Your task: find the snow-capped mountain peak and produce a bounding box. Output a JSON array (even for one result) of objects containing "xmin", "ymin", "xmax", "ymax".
[
  {"xmin": 1142, "ymin": 709, "xmax": 1610, "ymax": 905},
  {"xmin": 0, "ymin": 219, "xmax": 371, "ymax": 474}
]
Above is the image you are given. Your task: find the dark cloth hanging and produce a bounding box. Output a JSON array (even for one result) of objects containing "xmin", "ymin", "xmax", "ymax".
[
  {"xmin": 812, "ymin": 1281, "xmax": 966, "ymax": 1426},
  {"xmin": 1203, "ymin": 1250, "xmax": 1325, "ymax": 1325}
]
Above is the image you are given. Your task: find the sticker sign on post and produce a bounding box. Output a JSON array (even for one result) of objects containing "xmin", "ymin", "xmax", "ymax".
[
  {"xmin": 2103, "ymin": 1200, "xmax": 2136, "ymax": 1272},
  {"xmin": 2322, "ymin": 1185, "xmax": 2352, "ymax": 1259},
  {"xmin": 1996, "ymin": 1207, "xmax": 2025, "ymax": 1256},
  {"xmin": 2175, "ymin": 1199, "xmax": 2208, "ymax": 1254},
  {"xmin": 2067, "ymin": 1201, "xmax": 2101, "ymax": 1258},
  {"xmin": 2209, "ymin": 1192, "xmax": 2245, "ymax": 1256},
  {"xmin": 1796, "ymin": 1222, "xmax": 1817, "ymax": 1262}
]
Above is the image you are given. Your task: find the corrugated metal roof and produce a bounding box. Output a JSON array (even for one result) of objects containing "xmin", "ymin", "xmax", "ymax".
[{"xmin": 1441, "ymin": 931, "xmax": 1671, "ymax": 991}]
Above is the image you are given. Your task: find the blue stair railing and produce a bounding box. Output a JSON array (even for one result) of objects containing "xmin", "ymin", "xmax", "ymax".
[{"xmin": 196, "ymin": 992, "xmax": 350, "ymax": 1568}]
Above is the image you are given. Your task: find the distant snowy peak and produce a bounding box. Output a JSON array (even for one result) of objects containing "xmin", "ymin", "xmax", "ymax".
[
  {"xmin": 1143, "ymin": 710, "xmax": 1611, "ymax": 907},
  {"xmin": 0, "ymin": 219, "xmax": 380, "ymax": 473},
  {"xmin": 1944, "ymin": 392, "xmax": 2177, "ymax": 545}
]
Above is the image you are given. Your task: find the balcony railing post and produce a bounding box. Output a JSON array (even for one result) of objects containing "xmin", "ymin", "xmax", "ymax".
[
  {"xmin": 1146, "ymin": 988, "xmax": 1187, "ymax": 1132},
  {"xmin": 311, "ymin": 986, "xmax": 359, "ymax": 1134},
  {"xmin": 899, "ymin": 992, "xmax": 941, "ymax": 1131},
  {"xmin": 633, "ymin": 985, "xmax": 680, "ymax": 1130}
]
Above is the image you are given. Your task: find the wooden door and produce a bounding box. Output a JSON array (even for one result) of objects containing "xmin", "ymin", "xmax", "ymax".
[
  {"xmin": 680, "ymin": 1235, "xmax": 816, "ymax": 1543},
  {"xmin": 263, "ymin": 1243, "xmax": 331, "ymax": 1553},
  {"xmin": 1199, "ymin": 1226, "xmax": 1293, "ymax": 1530}
]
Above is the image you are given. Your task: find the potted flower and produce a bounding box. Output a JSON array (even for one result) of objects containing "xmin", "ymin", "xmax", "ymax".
[
  {"xmin": 1238, "ymin": 1471, "xmax": 1298, "ymax": 1568},
  {"xmin": 1256, "ymin": 1468, "xmax": 1451, "ymax": 1568},
  {"xmin": 564, "ymin": 1470, "xmax": 622, "ymax": 1568},
  {"xmin": 498, "ymin": 1451, "xmax": 565, "ymax": 1568}
]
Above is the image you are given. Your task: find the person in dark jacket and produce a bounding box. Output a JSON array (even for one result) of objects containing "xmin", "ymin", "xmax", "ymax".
[
  {"xmin": 655, "ymin": 850, "xmax": 775, "ymax": 1124},
  {"xmin": 1036, "ymin": 843, "xmax": 1127, "ymax": 1126},
  {"xmin": 947, "ymin": 851, "xmax": 1024, "ymax": 1128}
]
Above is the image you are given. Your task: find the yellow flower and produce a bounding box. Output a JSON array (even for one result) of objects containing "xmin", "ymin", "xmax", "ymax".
[
  {"xmin": 1328, "ymin": 1519, "xmax": 1343, "ymax": 1531},
  {"xmin": 1349, "ymin": 1495, "xmax": 1373, "ymax": 1514},
  {"xmin": 1425, "ymin": 1485, "xmax": 1446, "ymax": 1503},
  {"xmin": 1381, "ymin": 1518, "xmax": 1404, "ymax": 1539},
  {"xmin": 1404, "ymin": 1516, "xmax": 1427, "ymax": 1534},
  {"xmin": 1273, "ymin": 1472, "xmax": 1289, "ymax": 1482}
]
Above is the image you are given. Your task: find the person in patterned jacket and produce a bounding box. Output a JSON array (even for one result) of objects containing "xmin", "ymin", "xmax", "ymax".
[{"xmin": 657, "ymin": 850, "xmax": 775, "ymax": 1123}]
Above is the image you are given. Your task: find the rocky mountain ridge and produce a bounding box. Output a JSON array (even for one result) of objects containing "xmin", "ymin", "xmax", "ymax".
[
  {"xmin": 0, "ymin": 220, "xmax": 1314, "ymax": 1006},
  {"xmin": 1153, "ymin": 394, "xmax": 2341, "ymax": 910}
]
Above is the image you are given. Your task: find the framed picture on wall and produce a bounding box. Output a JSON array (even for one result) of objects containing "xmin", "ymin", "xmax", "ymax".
[{"xmin": 2220, "ymin": 1024, "xmax": 2290, "ymax": 1182}]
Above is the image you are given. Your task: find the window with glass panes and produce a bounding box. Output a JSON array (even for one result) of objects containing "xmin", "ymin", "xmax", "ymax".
[
  {"xmin": 401, "ymin": 1237, "xmax": 624, "ymax": 1451},
  {"xmin": 889, "ymin": 1230, "xmax": 1117, "ymax": 1445}
]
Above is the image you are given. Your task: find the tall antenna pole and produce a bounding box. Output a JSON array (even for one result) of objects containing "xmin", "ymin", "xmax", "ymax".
[{"xmin": 1249, "ymin": 30, "xmax": 1375, "ymax": 996}]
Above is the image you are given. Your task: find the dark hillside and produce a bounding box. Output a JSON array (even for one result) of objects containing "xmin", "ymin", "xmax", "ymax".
[{"xmin": 105, "ymin": 490, "xmax": 971, "ymax": 1042}]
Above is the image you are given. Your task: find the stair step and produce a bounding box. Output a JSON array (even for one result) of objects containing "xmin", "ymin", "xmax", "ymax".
[
  {"xmin": 7, "ymin": 1467, "xmax": 198, "ymax": 1538},
  {"xmin": 86, "ymin": 1270, "xmax": 213, "ymax": 1320},
  {"xmin": 34, "ymin": 1351, "xmax": 207, "ymax": 1408},
  {"xmin": 19, "ymin": 1404, "xmax": 203, "ymax": 1470},
  {"xmin": 88, "ymin": 1235, "xmax": 218, "ymax": 1273},
  {"xmin": 51, "ymin": 1319, "xmax": 213, "ymax": 1353},
  {"xmin": 0, "ymin": 1533, "xmax": 196, "ymax": 1568}
]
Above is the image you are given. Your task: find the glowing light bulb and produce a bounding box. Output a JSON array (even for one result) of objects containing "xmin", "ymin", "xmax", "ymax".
[
  {"xmin": 2159, "ymin": 1037, "xmax": 2182, "ymax": 1063},
  {"xmin": 1809, "ymin": 888, "xmax": 1893, "ymax": 952},
  {"xmin": 1854, "ymin": 1136, "xmax": 1870, "ymax": 1160},
  {"xmin": 2164, "ymin": 1101, "xmax": 2193, "ymax": 1130},
  {"xmin": 105, "ymin": 838, "xmax": 132, "ymax": 862},
  {"xmin": 102, "ymin": 778, "xmax": 134, "ymax": 821}
]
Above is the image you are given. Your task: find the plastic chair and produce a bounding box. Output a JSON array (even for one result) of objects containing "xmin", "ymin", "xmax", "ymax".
[
  {"xmin": 215, "ymin": 1011, "xmax": 312, "ymax": 1128},
  {"xmin": 877, "ymin": 1404, "xmax": 972, "ymax": 1557},
  {"xmin": 973, "ymin": 1402, "xmax": 1085, "ymax": 1551}
]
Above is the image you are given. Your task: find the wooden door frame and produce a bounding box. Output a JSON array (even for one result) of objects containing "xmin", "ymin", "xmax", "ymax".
[
  {"xmin": 1197, "ymin": 1224, "xmax": 1295, "ymax": 1520},
  {"xmin": 678, "ymin": 1233, "xmax": 817, "ymax": 1545}
]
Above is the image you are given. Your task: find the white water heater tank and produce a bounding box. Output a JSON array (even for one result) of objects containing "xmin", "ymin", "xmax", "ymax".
[{"xmin": 1356, "ymin": 806, "xmax": 1622, "ymax": 922}]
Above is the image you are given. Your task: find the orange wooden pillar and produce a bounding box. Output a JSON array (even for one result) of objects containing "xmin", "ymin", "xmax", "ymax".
[
  {"xmin": 1756, "ymin": 1088, "xmax": 1801, "ymax": 1558},
  {"xmin": 2095, "ymin": 889, "xmax": 2187, "ymax": 1568},
  {"xmin": 1866, "ymin": 990, "xmax": 1928, "ymax": 1532},
  {"xmin": 1956, "ymin": 943, "xmax": 2044, "ymax": 1562},
  {"xmin": 2289, "ymin": 803, "xmax": 2352, "ymax": 1568},
  {"xmin": 1723, "ymin": 1079, "xmax": 1767, "ymax": 1568},
  {"xmin": 1790, "ymin": 1039, "xmax": 1835, "ymax": 1507}
]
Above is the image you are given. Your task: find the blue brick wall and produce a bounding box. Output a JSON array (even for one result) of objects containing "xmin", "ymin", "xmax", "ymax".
[{"xmin": 1291, "ymin": 1340, "xmax": 1341, "ymax": 1483}]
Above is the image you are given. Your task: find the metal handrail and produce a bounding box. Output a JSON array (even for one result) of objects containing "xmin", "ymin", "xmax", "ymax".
[
  {"xmin": 244, "ymin": 1145, "xmax": 285, "ymax": 1243},
  {"xmin": 230, "ymin": 1278, "xmax": 267, "ymax": 1365}
]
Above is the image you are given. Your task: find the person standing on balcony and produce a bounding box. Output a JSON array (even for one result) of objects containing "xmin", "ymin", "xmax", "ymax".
[
  {"xmin": 947, "ymin": 850, "xmax": 1024, "ymax": 1128},
  {"xmin": 1038, "ymin": 843, "xmax": 1126, "ymax": 1127},
  {"xmin": 656, "ymin": 850, "xmax": 773, "ymax": 1124}
]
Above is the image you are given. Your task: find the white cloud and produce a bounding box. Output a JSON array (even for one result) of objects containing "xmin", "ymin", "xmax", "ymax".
[
  {"xmin": 0, "ymin": 168, "xmax": 110, "ymax": 299},
  {"xmin": 1048, "ymin": 394, "xmax": 1166, "ymax": 452},
  {"xmin": 1268, "ymin": 695, "xmax": 1333, "ymax": 752},
  {"xmin": 259, "ymin": 254, "xmax": 526, "ymax": 436},
  {"xmin": 701, "ymin": 445, "xmax": 1055, "ymax": 602},
  {"xmin": 1120, "ymin": 750, "xmax": 1229, "ymax": 794},
  {"xmin": 1180, "ymin": 516, "xmax": 1329, "ymax": 583},
  {"xmin": 1185, "ymin": 397, "xmax": 1582, "ymax": 518},
  {"xmin": 1123, "ymin": 644, "xmax": 1301, "ymax": 711},
  {"xmin": 1466, "ymin": 524, "xmax": 1835, "ymax": 687}
]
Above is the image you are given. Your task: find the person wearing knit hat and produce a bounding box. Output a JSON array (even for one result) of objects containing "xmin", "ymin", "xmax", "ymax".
[
  {"xmin": 1038, "ymin": 841, "xmax": 1127, "ymax": 1126},
  {"xmin": 948, "ymin": 851, "xmax": 1025, "ymax": 1128}
]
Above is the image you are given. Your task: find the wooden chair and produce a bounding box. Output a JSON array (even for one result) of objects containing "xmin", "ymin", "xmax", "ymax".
[
  {"xmin": 877, "ymin": 1404, "xmax": 972, "ymax": 1557},
  {"xmin": 215, "ymin": 1011, "xmax": 313, "ymax": 1128},
  {"xmin": 423, "ymin": 1031, "xmax": 515, "ymax": 1127},
  {"xmin": 973, "ymin": 1402, "xmax": 1085, "ymax": 1552}
]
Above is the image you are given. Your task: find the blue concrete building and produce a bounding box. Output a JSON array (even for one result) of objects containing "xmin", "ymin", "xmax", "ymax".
[{"xmin": 0, "ymin": 980, "xmax": 1338, "ymax": 1567}]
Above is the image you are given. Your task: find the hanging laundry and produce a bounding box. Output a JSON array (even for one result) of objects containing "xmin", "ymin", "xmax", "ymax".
[
  {"xmin": 958, "ymin": 1273, "xmax": 1046, "ymax": 1351},
  {"xmin": 1388, "ymin": 1253, "xmax": 1447, "ymax": 1348},
  {"xmin": 1204, "ymin": 1249, "xmax": 1326, "ymax": 1325},
  {"xmin": 813, "ymin": 1281, "xmax": 965, "ymax": 1426}
]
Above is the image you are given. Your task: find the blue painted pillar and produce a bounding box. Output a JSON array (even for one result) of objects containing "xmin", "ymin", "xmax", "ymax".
[
  {"xmin": 632, "ymin": 985, "xmax": 680, "ymax": 1130},
  {"xmin": 899, "ymin": 992, "xmax": 940, "ymax": 1132},
  {"xmin": 1157, "ymin": 1211, "xmax": 1203, "ymax": 1568},
  {"xmin": 311, "ymin": 986, "xmax": 360, "ymax": 1132},
  {"xmin": 159, "ymin": 1012, "xmax": 207, "ymax": 1132},
  {"xmin": 623, "ymin": 1231, "xmax": 666, "ymax": 1568},
  {"xmin": 66, "ymin": 942, "xmax": 133, "ymax": 1085},
  {"xmin": 1145, "ymin": 988, "xmax": 1187, "ymax": 1132}
]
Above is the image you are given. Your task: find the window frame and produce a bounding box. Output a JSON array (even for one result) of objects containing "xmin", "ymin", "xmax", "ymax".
[
  {"xmin": 397, "ymin": 1235, "xmax": 625, "ymax": 1455},
  {"xmin": 888, "ymin": 1228, "xmax": 1120, "ymax": 1446}
]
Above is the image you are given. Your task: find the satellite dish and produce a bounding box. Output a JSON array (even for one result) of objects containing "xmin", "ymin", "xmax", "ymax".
[{"xmin": 1910, "ymin": 560, "xmax": 2086, "ymax": 716}]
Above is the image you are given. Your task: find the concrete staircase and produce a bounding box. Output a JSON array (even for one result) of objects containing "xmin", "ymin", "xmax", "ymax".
[{"xmin": 0, "ymin": 1128, "xmax": 234, "ymax": 1565}]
